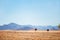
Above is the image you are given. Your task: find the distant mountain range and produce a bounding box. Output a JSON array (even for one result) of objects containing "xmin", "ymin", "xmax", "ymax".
[{"xmin": 0, "ymin": 23, "xmax": 59, "ymax": 30}]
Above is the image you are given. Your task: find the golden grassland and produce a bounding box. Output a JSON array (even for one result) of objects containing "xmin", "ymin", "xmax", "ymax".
[{"xmin": 0, "ymin": 30, "xmax": 60, "ymax": 40}]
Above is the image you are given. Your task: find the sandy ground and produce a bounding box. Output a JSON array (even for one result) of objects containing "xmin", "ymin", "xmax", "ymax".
[{"xmin": 0, "ymin": 30, "xmax": 60, "ymax": 40}]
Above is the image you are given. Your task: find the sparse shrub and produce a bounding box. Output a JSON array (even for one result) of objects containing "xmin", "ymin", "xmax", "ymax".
[
  {"xmin": 47, "ymin": 29, "xmax": 49, "ymax": 31},
  {"xmin": 58, "ymin": 24, "xmax": 60, "ymax": 29},
  {"xmin": 35, "ymin": 28, "xmax": 37, "ymax": 31}
]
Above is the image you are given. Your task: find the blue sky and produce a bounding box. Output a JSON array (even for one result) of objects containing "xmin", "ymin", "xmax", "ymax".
[{"xmin": 0, "ymin": 0, "xmax": 60, "ymax": 26}]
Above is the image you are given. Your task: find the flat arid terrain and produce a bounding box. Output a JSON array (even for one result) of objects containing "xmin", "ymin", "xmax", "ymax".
[{"xmin": 0, "ymin": 30, "xmax": 60, "ymax": 40}]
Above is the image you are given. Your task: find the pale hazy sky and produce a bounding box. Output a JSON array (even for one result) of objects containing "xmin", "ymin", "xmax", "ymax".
[{"xmin": 0, "ymin": 0, "xmax": 60, "ymax": 25}]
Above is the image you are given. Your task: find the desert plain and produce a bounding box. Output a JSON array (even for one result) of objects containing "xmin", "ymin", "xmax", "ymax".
[{"xmin": 0, "ymin": 30, "xmax": 60, "ymax": 40}]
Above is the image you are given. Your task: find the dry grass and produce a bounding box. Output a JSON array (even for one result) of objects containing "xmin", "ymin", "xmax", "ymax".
[{"xmin": 0, "ymin": 30, "xmax": 60, "ymax": 40}]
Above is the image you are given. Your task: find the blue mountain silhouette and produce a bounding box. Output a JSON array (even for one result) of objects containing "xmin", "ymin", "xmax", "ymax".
[
  {"xmin": 0, "ymin": 23, "xmax": 33, "ymax": 30},
  {"xmin": 0, "ymin": 23, "xmax": 59, "ymax": 30}
]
